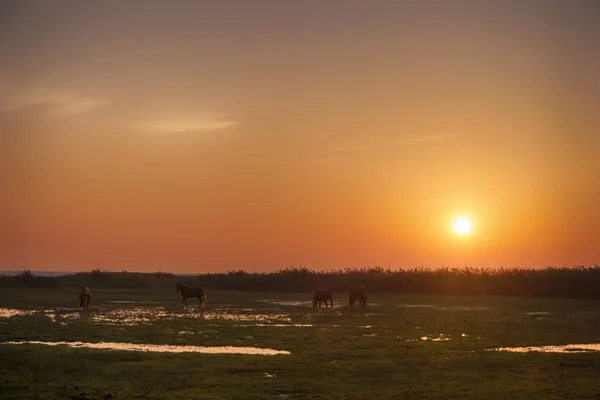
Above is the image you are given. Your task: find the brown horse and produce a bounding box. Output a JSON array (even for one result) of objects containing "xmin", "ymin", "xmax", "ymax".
[
  {"xmin": 312, "ymin": 288, "xmax": 333, "ymax": 308},
  {"xmin": 349, "ymin": 286, "xmax": 367, "ymax": 310},
  {"xmin": 176, "ymin": 283, "xmax": 206, "ymax": 308},
  {"xmin": 78, "ymin": 286, "xmax": 91, "ymax": 309}
]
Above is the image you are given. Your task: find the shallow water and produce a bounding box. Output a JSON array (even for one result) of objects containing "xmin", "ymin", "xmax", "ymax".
[
  {"xmin": 489, "ymin": 343, "xmax": 600, "ymax": 353},
  {"xmin": 1, "ymin": 340, "xmax": 291, "ymax": 355},
  {"xmin": 0, "ymin": 308, "xmax": 39, "ymax": 318},
  {"xmin": 421, "ymin": 334, "xmax": 451, "ymax": 342},
  {"xmin": 236, "ymin": 324, "xmax": 313, "ymax": 327},
  {"xmin": 402, "ymin": 304, "xmax": 437, "ymax": 308},
  {"xmin": 109, "ymin": 300, "xmax": 178, "ymax": 304},
  {"xmin": 400, "ymin": 304, "xmax": 489, "ymax": 311},
  {"xmin": 259, "ymin": 300, "xmax": 313, "ymax": 307},
  {"xmin": 200, "ymin": 311, "xmax": 291, "ymax": 323}
]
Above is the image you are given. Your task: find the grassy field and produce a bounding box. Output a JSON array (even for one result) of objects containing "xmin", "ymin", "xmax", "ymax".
[{"xmin": 2, "ymin": 288, "xmax": 600, "ymax": 399}]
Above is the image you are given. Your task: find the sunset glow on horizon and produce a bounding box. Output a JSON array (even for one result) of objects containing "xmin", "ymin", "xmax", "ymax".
[{"xmin": 1, "ymin": 1, "xmax": 598, "ymax": 273}]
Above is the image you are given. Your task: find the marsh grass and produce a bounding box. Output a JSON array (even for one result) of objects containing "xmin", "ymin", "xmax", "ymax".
[{"xmin": 2, "ymin": 289, "xmax": 600, "ymax": 399}]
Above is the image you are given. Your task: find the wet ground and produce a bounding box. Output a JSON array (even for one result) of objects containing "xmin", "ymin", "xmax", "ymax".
[{"xmin": 3, "ymin": 294, "xmax": 600, "ymax": 355}]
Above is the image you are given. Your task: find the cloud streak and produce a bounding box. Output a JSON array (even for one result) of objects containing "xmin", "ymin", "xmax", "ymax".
[
  {"xmin": 0, "ymin": 85, "xmax": 108, "ymax": 114},
  {"xmin": 135, "ymin": 112, "xmax": 237, "ymax": 135}
]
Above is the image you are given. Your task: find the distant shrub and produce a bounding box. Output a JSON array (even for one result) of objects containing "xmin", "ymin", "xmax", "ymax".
[{"xmin": 3, "ymin": 266, "xmax": 600, "ymax": 299}]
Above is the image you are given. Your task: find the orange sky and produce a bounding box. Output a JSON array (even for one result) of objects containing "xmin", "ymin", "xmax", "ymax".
[{"xmin": 1, "ymin": 1, "xmax": 598, "ymax": 272}]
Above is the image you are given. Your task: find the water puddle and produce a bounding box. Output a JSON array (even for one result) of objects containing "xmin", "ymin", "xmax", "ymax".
[
  {"xmin": 421, "ymin": 334, "xmax": 451, "ymax": 342},
  {"xmin": 259, "ymin": 300, "xmax": 313, "ymax": 307},
  {"xmin": 402, "ymin": 304, "xmax": 437, "ymax": 308},
  {"xmin": 0, "ymin": 308, "xmax": 39, "ymax": 318},
  {"xmin": 236, "ymin": 324, "xmax": 313, "ymax": 327},
  {"xmin": 438, "ymin": 306, "xmax": 490, "ymax": 311},
  {"xmin": 200, "ymin": 311, "xmax": 292, "ymax": 324},
  {"xmin": 109, "ymin": 301, "xmax": 177, "ymax": 304},
  {"xmin": 90, "ymin": 308, "xmax": 174, "ymax": 326},
  {"xmin": 1, "ymin": 341, "xmax": 291, "ymax": 355},
  {"xmin": 489, "ymin": 344, "xmax": 600, "ymax": 353},
  {"xmin": 400, "ymin": 305, "xmax": 489, "ymax": 311}
]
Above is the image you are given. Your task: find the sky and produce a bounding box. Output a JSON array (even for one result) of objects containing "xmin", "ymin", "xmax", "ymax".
[{"xmin": 1, "ymin": 0, "xmax": 598, "ymax": 272}]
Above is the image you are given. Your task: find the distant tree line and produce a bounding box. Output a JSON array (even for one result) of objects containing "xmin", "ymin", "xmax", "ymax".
[{"xmin": 2, "ymin": 266, "xmax": 600, "ymax": 299}]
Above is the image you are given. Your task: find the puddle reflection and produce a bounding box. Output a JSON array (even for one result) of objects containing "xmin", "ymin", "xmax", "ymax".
[
  {"xmin": 489, "ymin": 344, "xmax": 600, "ymax": 353},
  {"xmin": 0, "ymin": 308, "xmax": 37, "ymax": 318},
  {"xmin": 2, "ymin": 340, "xmax": 291, "ymax": 355},
  {"xmin": 421, "ymin": 334, "xmax": 451, "ymax": 342},
  {"xmin": 259, "ymin": 300, "xmax": 313, "ymax": 306},
  {"xmin": 200, "ymin": 311, "xmax": 291, "ymax": 323},
  {"xmin": 400, "ymin": 305, "xmax": 489, "ymax": 311}
]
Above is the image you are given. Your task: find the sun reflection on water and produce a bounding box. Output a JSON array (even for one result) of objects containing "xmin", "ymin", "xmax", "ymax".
[{"xmin": 1, "ymin": 340, "xmax": 291, "ymax": 355}]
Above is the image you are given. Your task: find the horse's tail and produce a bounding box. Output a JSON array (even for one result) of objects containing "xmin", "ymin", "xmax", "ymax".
[
  {"xmin": 201, "ymin": 290, "xmax": 206, "ymax": 307},
  {"xmin": 330, "ymin": 295, "xmax": 334, "ymax": 309},
  {"xmin": 348, "ymin": 293, "xmax": 352, "ymax": 307}
]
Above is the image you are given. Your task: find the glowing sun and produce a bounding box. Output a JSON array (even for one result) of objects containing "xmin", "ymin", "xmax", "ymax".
[{"xmin": 453, "ymin": 216, "xmax": 472, "ymax": 235}]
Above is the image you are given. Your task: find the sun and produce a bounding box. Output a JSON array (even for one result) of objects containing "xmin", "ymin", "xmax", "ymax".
[{"xmin": 453, "ymin": 216, "xmax": 472, "ymax": 235}]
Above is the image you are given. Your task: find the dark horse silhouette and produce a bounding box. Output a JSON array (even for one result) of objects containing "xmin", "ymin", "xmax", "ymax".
[
  {"xmin": 349, "ymin": 286, "xmax": 367, "ymax": 310},
  {"xmin": 176, "ymin": 283, "xmax": 206, "ymax": 308},
  {"xmin": 78, "ymin": 286, "xmax": 91, "ymax": 309},
  {"xmin": 312, "ymin": 288, "xmax": 333, "ymax": 308}
]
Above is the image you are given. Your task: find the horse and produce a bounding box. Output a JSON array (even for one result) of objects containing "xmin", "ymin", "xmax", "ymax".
[
  {"xmin": 78, "ymin": 286, "xmax": 91, "ymax": 309},
  {"xmin": 312, "ymin": 288, "xmax": 333, "ymax": 308},
  {"xmin": 349, "ymin": 286, "xmax": 367, "ymax": 310},
  {"xmin": 176, "ymin": 283, "xmax": 206, "ymax": 308}
]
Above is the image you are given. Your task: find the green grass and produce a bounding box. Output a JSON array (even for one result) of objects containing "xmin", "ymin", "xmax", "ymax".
[{"xmin": 2, "ymin": 289, "xmax": 600, "ymax": 399}]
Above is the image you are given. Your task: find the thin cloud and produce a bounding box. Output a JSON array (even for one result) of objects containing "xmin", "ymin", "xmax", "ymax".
[
  {"xmin": 135, "ymin": 112, "xmax": 237, "ymax": 135},
  {"xmin": 0, "ymin": 85, "xmax": 108, "ymax": 114},
  {"xmin": 392, "ymin": 133, "xmax": 461, "ymax": 144}
]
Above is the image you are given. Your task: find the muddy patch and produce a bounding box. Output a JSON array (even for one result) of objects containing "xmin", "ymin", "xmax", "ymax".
[{"xmin": 1, "ymin": 340, "xmax": 291, "ymax": 355}]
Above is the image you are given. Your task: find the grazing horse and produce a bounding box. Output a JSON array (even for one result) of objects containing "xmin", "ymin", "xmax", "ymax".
[
  {"xmin": 78, "ymin": 286, "xmax": 91, "ymax": 309},
  {"xmin": 349, "ymin": 286, "xmax": 367, "ymax": 310},
  {"xmin": 312, "ymin": 288, "xmax": 333, "ymax": 308},
  {"xmin": 176, "ymin": 283, "xmax": 206, "ymax": 308}
]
